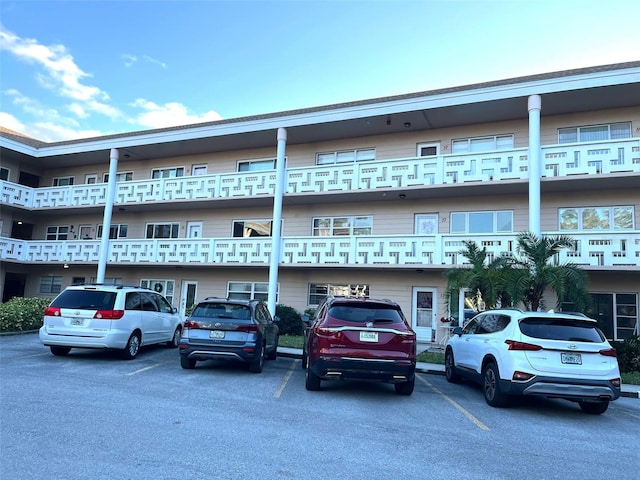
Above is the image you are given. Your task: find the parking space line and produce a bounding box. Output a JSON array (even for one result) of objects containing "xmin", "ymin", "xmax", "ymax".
[
  {"xmin": 274, "ymin": 359, "xmax": 299, "ymax": 398},
  {"xmin": 126, "ymin": 362, "xmax": 166, "ymax": 376},
  {"xmin": 611, "ymin": 405, "xmax": 640, "ymax": 421},
  {"xmin": 13, "ymin": 352, "xmax": 50, "ymax": 359},
  {"xmin": 417, "ymin": 375, "xmax": 490, "ymax": 431}
]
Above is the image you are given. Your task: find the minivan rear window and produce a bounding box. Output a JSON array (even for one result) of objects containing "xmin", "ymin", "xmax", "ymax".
[
  {"xmin": 519, "ymin": 317, "xmax": 604, "ymax": 343},
  {"xmin": 50, "ymin": 290, "xmax": 117, "ymax": 310},
  {"xmin": 327, "ymin": 305, "xmax": 403, "ymax": 324}
]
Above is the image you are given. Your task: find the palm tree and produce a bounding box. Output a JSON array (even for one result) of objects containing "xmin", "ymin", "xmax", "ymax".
[{"xmin": 505, "ymin": 232, "xmax": 591, "ymax": 312}]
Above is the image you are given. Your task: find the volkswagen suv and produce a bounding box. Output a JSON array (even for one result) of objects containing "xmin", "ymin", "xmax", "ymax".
[
  {"xmin": 444, "ymin": 309, "xmax": 621, "ymax": 414},
  {"xmin": 302, "ymin": 295, "xmax": 416, "ymax": 395}
]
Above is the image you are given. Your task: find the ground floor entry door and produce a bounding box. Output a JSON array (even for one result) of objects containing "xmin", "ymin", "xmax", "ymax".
[
  {"xmin": 412, "ymin": 287, "xmax": 437, "ymax": 342},
  {"xmin": 180, "ymin": 281, "xmax": 198, "ymax": 318}
]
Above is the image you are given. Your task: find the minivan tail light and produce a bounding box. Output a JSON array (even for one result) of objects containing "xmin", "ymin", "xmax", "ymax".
[
  {"xmin": 94, "ymin": 310, "xmax": 125, "ymax": 320},
  {"xmin": 599, "ymin": 348, "xmax": 617, "ymax": 357},
  {"xmin": 44, "ymin": 306, "xmax": 61, "ymax": 317},
  {"xmin": 505, "ymin": 340, "xmax": 542, "ymax": 351}
]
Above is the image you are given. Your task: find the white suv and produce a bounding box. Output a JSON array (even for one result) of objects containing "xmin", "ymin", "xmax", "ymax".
[
  {"xmin": 444, "ymin": 309, "xmax": 621, "ymax": 414},
  {"xmin": 39, "ymin": 284, "xmax": 183, "ymax": 359}
]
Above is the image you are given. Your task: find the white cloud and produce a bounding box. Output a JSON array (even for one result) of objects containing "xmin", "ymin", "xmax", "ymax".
[
  {"xmin": 131, "ymin": 98, "xmax": 222, "ymax": 129},
  {"xmin": 142, "ymin": 55, "xmax": 167, "ymax": 69},
  {"xmin": 27, "ymin": 122, "xmax": 104, "ymax": 142},
  {"xmin": 0, "ymin": 111, "xmax": 26, "ymax": 133},
  {"xmin": 122, "ymin": 54, "xmax": 137, "ymax": 68}
]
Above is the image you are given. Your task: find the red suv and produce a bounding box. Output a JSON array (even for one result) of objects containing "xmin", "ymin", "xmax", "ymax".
[{"xmin": 302, "ymin": 295, "xmax": 417, "ymax": 395}]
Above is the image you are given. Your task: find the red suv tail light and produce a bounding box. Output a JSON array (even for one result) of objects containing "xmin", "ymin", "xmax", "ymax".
[
  {"xmin": 94, "ymin": 310, "xmax": 125, "ymax": 320},
  {"xmin": 505, "ymin": 340, "xmax": 542, "ymax": 351},
  {"xmin": 599, "ymin": 348, "xmax": 617, "ymax": 357},
  {"xmin": 44, "ymin": 306, "xmax": 61, "ymax": 317}
]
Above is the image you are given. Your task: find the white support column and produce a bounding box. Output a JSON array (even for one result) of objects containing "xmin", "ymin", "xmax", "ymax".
[
  {"xmin": 528, "ymin": 95, "xmax": 542, "ymax": 236},
  {"xmin": 268, "ymin": 128, "xmax": 287, "ymax": 317},
  {"xmin": 96, "ymin": 148, "xmax": 119, "ymax": 283}
]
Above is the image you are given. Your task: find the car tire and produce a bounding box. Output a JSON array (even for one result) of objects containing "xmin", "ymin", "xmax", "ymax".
[
  {"xmin": 50, "ymin": 346, "xmax": 71, "ymax": 356},
  {"xmin": 482, "ymin": 362, "xmax": 510, "ymax": 407},
  {"xmin": 166, "ymin": 326, "xmax": 181, "ymax": 348},
  {"xmin": 267, "ymin": 336, "xmax": 278, "ymax": 360},
  {"xmin": 121, "ymin": 332, "xmax": 141, "ymax": 360},
  {"xmin": 305, "ymin": 366, "xmax": 321, "ymax": 391},
  {"xmin": 394, "ymin": 376, "xmax": 415, "ymax": 396},
  {"xmin": 180, "ymin": 356, "xmax": 196, "ymax": 369},
  {"xmin": 445, "ymin": 348, "xmax": 462, "ymax": 383},
  {"xmin": 579, "ymin": 400, "xmax": 609, "ymax": 415},
  {"xmin": 249, "ymin": 345, "xmax": 264, "ymax": 373}
]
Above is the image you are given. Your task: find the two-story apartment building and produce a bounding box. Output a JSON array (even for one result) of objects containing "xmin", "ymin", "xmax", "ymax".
[{"xmin": 1, "ymin": 62, "xmax": 639, "ymax": 344}]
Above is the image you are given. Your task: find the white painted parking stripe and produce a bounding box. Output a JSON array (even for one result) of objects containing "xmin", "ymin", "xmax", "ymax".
[
  {"xmin": 126, "ymin": 362, "xmax": 165, "ymax": 376},
  {"xmin": 417, "ymin": 375, "xmax": 490, "ymax": 431},
  {"xmin": 14, "ymin": 352, "xmax": 50, "ymax": 359},
  {"xmin": 274, "ymin": 359, "xmax": 299, "ymax": 398}
]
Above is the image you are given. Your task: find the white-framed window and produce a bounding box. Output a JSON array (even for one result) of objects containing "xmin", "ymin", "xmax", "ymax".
[
  {"xmin": 312, "ymin": 216, "xmax": 373, "ymax": 236},
  {"xmin": 152, "ymin": 167, "xmax": 185, "ymax": 179},
  {"xmin": 97, "ymin": 224, "xmax": 128, "ymax": 239},
  {"xmin": 103, "ymin": 171, "xmax": 133, "ymax": 182},
  {"xmin": 0, "ymin": 167, "xmax": 9, "ymax": 181},
  {"xmin": 558, "ymin": 122, "xmax": 631, "ymax": 144},
  {"xmin": 451, "ymin": 135, "xmax": 514, "ymax": 154},
  {"xmin": 227, "ymin": 281, "xmax": 276, "ymax": 302},
  {"xmin": 146, "ymin": 222, "xmax": 179, "ymax": 239},
  {"xmin": 192, "ymin": 164, "xmax": 208, "ymax": 176},
  {"xmin": 308, "ymin": 283, "xmax": 369, "ymax": 305},
  {"xmin": 316, "ymin": 148, "xmax": 375, "ymax": 166},
  {"xmin": 414, "ymin": 214, "xmax": 439, "ymax": 234},
  {"xmin": 140, "ymin": 279, "xmax": 175, "ymax": 304},
  {"xmin": 233, "ymin": 220, "xmax": 273, "ymax": 237},
  {"xmin": 417, "ymin": 143, "xmax": 440, "ymax": 157},
  {"xmin": 40, "ymin": 276, "xmax": 62, "ymax": 294},
  {"xmin": 85, "ymin": 174, "xmax": 98, "ymax": 184},
  {"xmin": 559, "ymin": 206, "xmax": 634, "ymax": 231},
  {"xmin": 46, "ymin": 226, "xmax": 70, "ymax": 240},
  {"xmin": 238, "ymin": 159, "xmax": 277, "ymax": 172},
  {"xmin": 450, "ymin": 211, "xmax": 513, "ymax": 234},
  {"xmin": 53, "ymin": 176, "xmax": 74, "ymax": 186}
]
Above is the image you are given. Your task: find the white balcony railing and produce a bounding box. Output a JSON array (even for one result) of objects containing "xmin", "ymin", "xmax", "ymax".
[
  {"xmin": 2, "ymin": 139, "xmax": 638, "ymax": 210},
  {"xmin": 2, "ymin": 233, "xmax": 638, "ymax": 268}
]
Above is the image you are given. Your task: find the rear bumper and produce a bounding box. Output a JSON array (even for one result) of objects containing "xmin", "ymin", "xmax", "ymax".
[
  {"xmin": 179, "ymin": 342, "xmax": 260, "ymax": 363},
  {"xmin": 311, "ymin": 356, "xmax": 416, "ymax": 383},
  {"xmin": 39, "ymin": 327, "xmax": 128, "ymax": 350},
  {"xmin": 501, "ymin": 375, "xmax": 621, "ymax": 402}
]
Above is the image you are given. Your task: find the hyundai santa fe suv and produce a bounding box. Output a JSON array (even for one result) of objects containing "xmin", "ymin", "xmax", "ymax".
[
  {"xmin": 302, "ymin": 295, "xmax": 417, "ymax": 395},
  {"xmin": 39, "ymin": 284, "xmax": 183, "ymax": 359},
  {"xmin": 444, "ymin": 309, "xmax": 621, "ymax": 414}
]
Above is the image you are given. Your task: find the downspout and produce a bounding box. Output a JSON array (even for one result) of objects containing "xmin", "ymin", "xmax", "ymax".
[
  {"xmin": 268, "ymin": 128, "xmax": 287, "ymax": 317},
  {"xmin": 96, "ymin": 148, "xmax": 119, "ymax": 283},
  {"xmin": 528, "ymin": 95, "xmax": 542, "ymax": 236}
]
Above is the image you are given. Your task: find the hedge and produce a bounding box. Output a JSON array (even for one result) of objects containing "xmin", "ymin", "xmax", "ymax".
[{"xmin": 0, "ymin": 297, "xmax": 52, "ymax": 333}]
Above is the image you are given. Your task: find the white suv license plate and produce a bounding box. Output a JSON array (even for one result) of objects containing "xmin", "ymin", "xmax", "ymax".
[
  {"xmin": 360, "ymin": 331, "xmax": 378, "ymax": 343},
  {"xmin": 210, "ymin": 330, "xmax": 225, "ymax": 339},
  {"xmin": 561, "ymin": 352, "xmax": 582, "ymax": 365}
]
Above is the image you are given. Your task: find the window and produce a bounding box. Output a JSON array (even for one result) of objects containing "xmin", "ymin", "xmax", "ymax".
[
  {"xmin": 308, "ymin": 284, "xmax": 369, "ymax": 305},
  {"xmin": 316, "ymin": 148, "xmax": 375, "ymax": 165},
  {"xmin": 452, "ymin": 135, "xmax": 514, "ymax": 154},
  {"xmin": 227, "ymin": 281, "xmax": 276, "ymax": 301},
  {"xmin": 312, "ymin": 216, "xmax": 372, "ymax": 236},
  {"xmin": 417, "ymin": 143, "xmax": 440, "ymax": 157},
  {"xmin": 558, "ymin": 122, "xmax": 631, "ymax": 144},
  {"xmin": 53, "ymin": 176, "xmax": 74, "ymax": 186},
  {"xmin": 1, "ymin": 167, "xmax": 9, "ymax": 181},
  {"xmin": 103, "ymin": 172, "xmax": 133, "ymax": 182},
  {"xmin": 40, "ymin": 276, "xmax": 62, "ymax": 294},
  {"xmin": 238, "ymin": 159, "xmax": 276, "ymax": 172},
  {"xmin": 450, "ymin": 211, "xmax": 513, "ymax": 234},
  {"xmin": 85, "ymin": 174, "xmax": 98, "ymax": 184},
  {"xmin": 152, "ymin": 167, "xmax": 184, "ymax": 179},
  {"xmin": 46, "ymin": 226, "xmax": 70, "ymax": 240},
  {"xmin": 414, "ymin": 214, "xmax": 438, "ymax": 234},
  {"xmin": 140, "ymin": 279, "xmax": 175, "ymax": 304},
  {"xmin": 559, "ymin": 206, "xmax": 634, "ymax": 231},
  {"xmin": 233, "ymin": 220, "xmax": 273, "ymax": 237},
  {"xmin": 146, "ymin": 223, "xmax": 179, "ymax": 239},
  {"xmin": 192, "ymin": 164, "xmax": 208, "ymax": 176},
  {"xmin": 96, "ymin": 224, "xmax": 128, "ymax": 239}
]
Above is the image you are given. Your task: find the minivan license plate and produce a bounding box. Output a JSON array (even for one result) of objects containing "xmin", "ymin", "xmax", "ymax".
[
  {"xmin": 360, "ymin": 331, "xmax": 378, "ymax": 343},
  {"xmin": 70, "ymin": 319, "xmax": 83, "ymax": 326},
  {"xmin": 561, "ymin": 352, "xmax": 582, "ymax": 365}
]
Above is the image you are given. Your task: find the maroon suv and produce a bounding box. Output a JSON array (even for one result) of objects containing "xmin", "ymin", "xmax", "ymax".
[{"xmin": 302, "ymin": 296, "xmax": 417, "ymax": 395}]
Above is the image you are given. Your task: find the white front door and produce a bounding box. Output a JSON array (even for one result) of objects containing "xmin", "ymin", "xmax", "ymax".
[
  {"xmin": 186, "ymin": 222, "xmax": 203, "ymax": 239},
  {"xmin": 180, "ymin": 281, "xmax": 198, "ymax": 318},
  {"xmin": 412, "ymin": 287, "xmax": 437, "ymax": 342}
]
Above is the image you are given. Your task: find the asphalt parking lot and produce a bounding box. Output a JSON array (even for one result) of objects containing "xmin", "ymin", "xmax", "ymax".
[{"xmin": 1, "ymin": 333, "xmax": 639, "ymax": 480}]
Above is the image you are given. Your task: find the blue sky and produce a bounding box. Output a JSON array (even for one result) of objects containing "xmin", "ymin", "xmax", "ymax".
[{"xmin": 1, "ymin": 0, "xmax": 639, "ymax": 142}]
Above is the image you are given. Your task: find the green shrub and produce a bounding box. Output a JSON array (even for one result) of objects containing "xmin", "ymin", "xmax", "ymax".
[
  {"xmin": 611, "ymin": 336, "xmax": 640, "ymax": 373},
  {"xmin": 275, "ymin": 304, "xmax": 303, "ymax": 335},
  {"xmin": 303, "ymin": 307, "xmax": 316, "ymax": 319},
  {"xmin": 0, "ymin": 297, "xmax": 52, "ymax": 333}
]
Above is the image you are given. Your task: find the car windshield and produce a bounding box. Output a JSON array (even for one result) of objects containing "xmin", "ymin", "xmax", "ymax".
[
  {"xmin": 191, "ymin": 303, "xmax": 252, "ymax": 323},
  {"xmin": 518, "ymin": 317, "xmax": 604, "ymax": 343},
  {"xmin": 50, "ymin": 290, "xmax": 117, "ymax": 310},
  {"xmin": 327, "ymin": 305, "xmax": 403, "ymax": 324}
]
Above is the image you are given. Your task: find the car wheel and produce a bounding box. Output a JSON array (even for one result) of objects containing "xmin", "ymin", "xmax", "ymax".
[
  {"xmin": 579, "ymin": 400, "xmax": 609, "ymax": 415},
  {"xmin": 121, "ymin": 332, "xmax": 141, "ymax": 360},
  {"xmin": 180, "ymin": 356, "xmax": 196, "ymax": 370},
  {"xmin": 482, "ymin": 362, "xmax": 510, "ymax": 407},
  {"xmin": 445, "ymin": 348, "xmax": 462, "ymax": 383},
  {"xmin": 50, "ymin": 346, "xmax": 71, "ymax": 356},
  {"xmin": 166, "ymin": 326, "xmax": 181, "ymax": 348},
  {"xmin": 267, "ymin": 336, "xmax": 278, "ymax": 360},
  {"xmin": 249, "ymin": 345, "xmax": 264, "ymax": 373},
  {"xmin": 394, "ymin": 377, "xmax": 415, "ymax": 396},
  {"xmin": 305, "ymin": 366, "xmax": 321, "ymax": 391}
]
